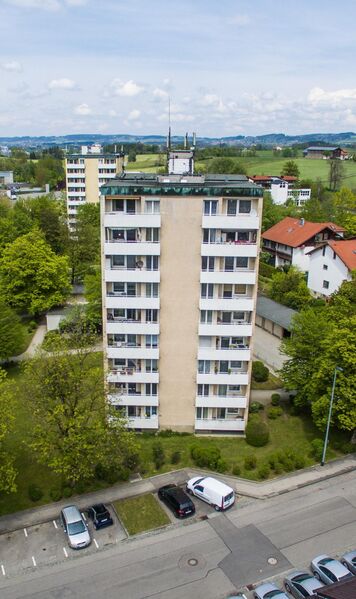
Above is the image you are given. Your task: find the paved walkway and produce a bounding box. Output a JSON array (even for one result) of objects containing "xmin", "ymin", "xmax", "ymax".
[
  {"xmin": 0, "ymin": 454, "xmax": 354, "ymax": 534},
  {"xmin": 11, "ymin": 324, "xmax": 47, "ymax": 362},
  {"xmin": 253, "ymin": 326, "xmax": 287, "ymax": 371}
]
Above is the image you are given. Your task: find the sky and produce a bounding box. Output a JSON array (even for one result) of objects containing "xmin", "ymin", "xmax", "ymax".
[{"xmin": 1, "ymin": 0, "xmax": 356, "ymax": 137}]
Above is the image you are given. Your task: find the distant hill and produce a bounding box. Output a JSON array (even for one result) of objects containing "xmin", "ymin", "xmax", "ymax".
[{"xmin": 1, "ymin": 131, "xmax": 356, "ymax": 149}]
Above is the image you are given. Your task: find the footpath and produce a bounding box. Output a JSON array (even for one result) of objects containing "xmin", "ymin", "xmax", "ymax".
[{"xmin": 0, "ymin": 453, "xmax": 354, "ymax": 534}]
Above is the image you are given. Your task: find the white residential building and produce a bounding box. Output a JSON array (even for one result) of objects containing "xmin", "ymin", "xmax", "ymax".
[
  {"xmin": 100, "ymin": 159, "xmax": 263, "ymax": 434},
  {"xmin": 270, "ymin": 179, "xmax": 311, "ymax": 206},
  {"xmin": 306, "ymin": 239, "xmax": 356, "ymax": 297}
]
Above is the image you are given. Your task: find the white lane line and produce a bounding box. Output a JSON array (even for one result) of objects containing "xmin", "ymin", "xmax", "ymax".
[
  {"xmin": 81, "ymin": 512, "xmax": 86, "ymax": 521},
  {"xmin": 53, "ymin": 520, "xmax": 58, "ymax": 529},
  {"xmin": 24, "ymin": 528, "xmax": 28, "ymax": 538},
  {"xmin": 63, "ymin": 547, "xmax": 68, "ymax": 558},
  {"xmin": 31, "ymin": 556, "xmax": 36, "ymax": 567},
  {"xmin": 1, "ymin": 564, "xmax": 5, "ymax": 576},
  {"xmin": 93, "ymin": 538, "xmax": 99, "ymax": 549}
]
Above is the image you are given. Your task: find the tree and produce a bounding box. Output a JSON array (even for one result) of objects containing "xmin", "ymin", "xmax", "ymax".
[
  {"xmin": 0, "ymin": 229, "xmax": 70, "ymax": 315},
  {"xmin": 332, "ymin": 187, "xmax": 356, "ymax": 236},
  {"xmin": 268, "ymin": 266, "xmax": 312, "ymax": 309},
  {"xmin": 0, "ymin": 302, "xmax": 25, "ymax": 361},
  {"xmin": 13, "ymin": 196, "xmax": 69, "ymax": 254},
  {"xmin": 328, "ymin": 158, "xmax": 344, "ymax": 191},
  {"xmin": 262, "ymin": 192, "xmax": 298, "ymax": 232},
  {"xmin": 281, "ymin": 160, "xmax": 300, "ymax": 178},
  {"xmin": 67, "ymin": 203, "xmax": 100, "ymax": 282},
  {"xmin": 0, "ymin": 369, "xmax": 17, "ymax": 494},
  {"xmin": 84, "ymin": 268, "xmax": 102, "ymax": 331},
  {"xmin": 207, "ymin": 157, "xmax": 247, "ymax": 175},
  {"xmin": 24, "ymin": 337, "xmax": 139, "ymax": 486}
]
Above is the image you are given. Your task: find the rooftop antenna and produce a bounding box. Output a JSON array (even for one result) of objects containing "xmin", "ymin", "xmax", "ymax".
[
  {"xmin": 192, "ymin": 132, "xmax": 196, "ymax": 149},
  {"xmin": 184, "ymin": 132, "xmax": 188, "ymax": 149},
  {"xmin": 167, "ymin": 97, "xmax": 172, "ymax": 150}
]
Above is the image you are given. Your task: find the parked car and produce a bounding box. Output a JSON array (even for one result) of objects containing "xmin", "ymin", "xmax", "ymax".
[
  {"xmin": 341, "ymin": 550, "xmax": 356, "ymax": 575},
  {"xmin": 60, "ymin": 505, "xmax": 91, "ymax": 549},
  {"xmin": 284, "ymin": 571, "xmax": 324, "ymax": 598},
  {"xmin": 158, "ymin": 484, "xmax": 195, "ymax": 518},
  {"xmin": 311, "ymin": 554, "xmax": 353, "ymax": 584},
  {"xmin": 186, "ymin": 476, "xmax": 235, "ymax": 511},
  {"xmin": 254, "ymin": 582, "xmax": 289, "ymax": 599},
  {"xmin": 87, "ymin": 503, "xmax": 113, "ymax": 530}
]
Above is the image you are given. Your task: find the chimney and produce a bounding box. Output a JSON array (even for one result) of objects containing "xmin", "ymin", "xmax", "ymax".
[{"xmin": 299, "ymin": 218, "xmax": 305, "ymax": 226}]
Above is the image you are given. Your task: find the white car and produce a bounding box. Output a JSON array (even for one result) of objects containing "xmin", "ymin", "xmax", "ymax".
[{"xmin": 186, "ymin": 476, "xmax": 235, "ymax": 511}]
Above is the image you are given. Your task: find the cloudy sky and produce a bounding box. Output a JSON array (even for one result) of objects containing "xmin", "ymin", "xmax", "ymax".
[{"xmin": 1, "ymin": 0, "xmax": 356, "ymax": 137}]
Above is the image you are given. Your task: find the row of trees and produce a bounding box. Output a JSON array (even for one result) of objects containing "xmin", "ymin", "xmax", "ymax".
[{"xmin": 0, "ymin": 150, "xmax": 65, "ymax": 189}]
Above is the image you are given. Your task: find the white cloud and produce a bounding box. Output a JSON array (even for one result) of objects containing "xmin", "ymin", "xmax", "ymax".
[
  {"xmin": 228, "ymin": 14, "xmax": 250, "ymax": 26},
  {"xmin": 110, "ymin": 79, "xmax": 144, "ymax": 97},
  {"xmin": 48, "ymin": 77, "xmax": 76, "ymax": 90},
  {"xmin": 153, "ymin": 87, "xmax": 168, "ymax": 100},
  {"xmin": 1, "ymin": 61, "xmax": 22, "ymax": 72},
  {"xmin": 4, "ymin": 0, "xmax": 87, "ymax": 9},
  {"xmin": 127, "ymin": 109, "xmax": 141, "ymax": 121},
  {"xmin": 74, "ymin": 103, "xmax": 92, "ymax": 115},
  {"xmin": 308, "ymin": 86, "xmax": 356, "ymax": 105},
  {"xmin": 108, "ymin": 109, "xmax": 117, "ymax": 117}
]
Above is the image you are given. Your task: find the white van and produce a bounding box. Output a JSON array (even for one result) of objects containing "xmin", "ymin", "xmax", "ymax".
[{"xmin": 186, "ymin": 476, "xmax": 235, "ymax": 511}]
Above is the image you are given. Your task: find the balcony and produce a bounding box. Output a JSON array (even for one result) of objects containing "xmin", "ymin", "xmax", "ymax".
[
  {"xmin": 202, "ymin": 214, "xmax": 259, "ymax": 230},
  {"xmin": 106, "ymin": 294, "xmax": 160, "ymax": 310},
  {"xmin": 199, "ymin": 322, "xmax": 252, "ymax": 337},
  {"xmin": 106, "ymin": 346, "xmax": 159, "ymax": 360},
  {"xmin": 107, "ymin": 369, "xmax": 159, "ymax": 384},
  {"xmin": 195, "ymin": 395, "xmax": 247, "ymax": 409},
  {"xmin": 128, "ymin": 416, "xmax": 159, "ymax": 430},
  {"xmin": 104, "ymin": 241, "xmax": 160, "ymax": 256},
  {"xmin": 104, "ymin": 212, "xmax": 161, "ymax": 229},
  {"xmin": 196, "ymin": 372, "xmax": 249, "ymax": 385},
  {"xmin": 199, "ymin": 297, "xmax": 254, "ymax": 311},
  {"xmin": 105, "ymin": 268, "xmax": 160, "ymax": 283},
  {"xmin": 201, "ymin": 242, "xmax": 258, "ymax": 258},
  {"xmin": 108, "ymin": 394, "xmax": 159, "ymax": 407},
  {"xmin": 200, "ymin": 270, "xmax": 256, "ymax": 285},
  {"xmin": 106, "ymin": 321, "xmax": 159, "ymax": 335},
  {"xmin": 198, "ymin": 347, "xmax": 251, "ymax": 361},
  {"xmin": 195, "ymin": 418, "xmax": 245, "ymax": 432}
]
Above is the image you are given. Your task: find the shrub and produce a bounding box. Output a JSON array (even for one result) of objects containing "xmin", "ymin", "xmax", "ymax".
[
  {"xmin": 246, "ymin": 417, "xmax": 270, "ymax": 447},
  {"xmin": 28, "ymin": 484, "xmax": 43, "ymax": 502},
  {"xmin": 49, "ymin": 488, "xmax": 62, "ymax": 502},
  {"xmin": 152, "ymin": 441, "xmax": 165, "ymax": 469},
  {"xmin": 310, "ymin": 438, "xmax": 324, "ymax": 461},
  {"xmin": 267, "ymin": 453, "xmax": 279, "ymax": 469},
  {"xmin": 28, "ymin": 320, "xmax": 37, "ymax": 331},
  {"xmin": 341, "ymin": 442, "xmax": 354, "ymax": 455},
  {"xmin": 267, "ymin": 406, "xmax": 283, "ymax": 419},
  {"xmin": 232, "ymin": 464, "xmax": 241, "ymax": 476},
  {"xmin": 249, "ymin": 401, "xmax": 265, "ymax": 413},
  {"xmin": 294, "ymin": 454, "xmax": 306, "ymax": 469},
  {"xmin": 244, "ymin": 454, "xmax": 257, "ymax": 470},
  {"xmin": 216, "ymin": 458, "xmax": 228, "ymax": 473},
  {"xmin": 257, "ymin": 464, "xmax": 270, "ymax": 480},
  {"xmin": 259, "ymin": 262, "xmax": 276, "ymax": 278},
  {"xmin": 171, "ymin": 451, "xmax": 181, "ymax": 465},
  {"xmin": 123, "ymin": 451, "xmax": 140, "ymax": 471},
  {"xmin": 62, "ymin": 486, "xmax": 73, "ymax": 498},
  {"xmin": 252, "ymin": 361, "xmax": 269, "ymax": 383},
  {"xmin": 274, "ymin": 462, "xmax": 283, "ymax": 474},
  {"xmin": 157, "ymin": 429, "xmax": 175, "ymax": 437},
  {"xmin": 271, "ymin": 393, "xmax": 281, "ymax": 406},
  {"xmin": 191, "ymin": 446, "xmax": 221, "ymax": 469}
]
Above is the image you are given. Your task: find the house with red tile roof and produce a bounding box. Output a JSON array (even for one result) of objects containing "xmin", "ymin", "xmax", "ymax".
[
  {"xmin": 262, "ymin": 216, "xmax": 345, "ymax": 270},
  {"xmin": 306, "ymin": 238, "xmax": 356, "ymax": 296}
]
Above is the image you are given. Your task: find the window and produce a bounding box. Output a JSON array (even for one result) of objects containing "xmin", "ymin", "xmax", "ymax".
[
  {"xmin": 113, "ymin": 199, "xmax": 124, "ymax": 212},
  {"xmin": 333, "ymin": 251, "xmax": 336, "ymax": 259},
  {"xmin": 236, "ymin": 257, "xmax": 248, "ymax": 268},
  {"xmin": 227, "ymin": 199, "xmax": 237, "ymax": 215},
  {"xmin": 146, "ymin": 228, "xmax": 159, "ymax": 242},
  {"xmin": 204, "ymin": 200, "xmax": 217, "ymax": 215},
  {"xmin": 146, "ymin": 256, "xmax": 159, "ymax": 270},
  {"xmin": 146, "ymin": 309, "xmax": 158, "ymax": 322},
  {"xmin": 197, "ymin": 384, "xmax": 209, "ymax": 396},
  {"xmin": 196, "ymin": 407, "xmax": 208, "ymax": 419},
  {"xmin": 323, "ymin": 280, "xmax": 329, "ymax": 289},
  {"xmin": 201, "ymin": 284, "xmax": 214, "ymax": 298},
  {"xmin": 145, "ymin": 360, "xmax": 158, "ymax": 373},
  {"xmin": 322, "ymin": 246, "xmax": 326, "ymax": 256},
  {"xmin": 198, "ymin": 360, "xmax": 210, "ymax": 374},
  {"xmin": 224, "ymin": 257, "xmax": 234, "ymax": 271},
  {"xmin": 234, "ymin": 284, "xmax": 247, "ymax": 295},
  {"xmin": 233, "ymin": 311, "xmax": 244, "ymax": 321},
  {"xmin": 239, "ymin": 200, "xmax": 251, "ymax": 213},
  {"xmin": 203, "ymin": 229, "xmax": 216, "ymax": 243},
  {"xmin": 200, "ymin": 310, "xmax": 213, "ymax": 324},
  {"xmin": 323, "ymin": 264, "xmax": 328, "ymax": 270},
  {"xmin": 145, "ymin": 200, "xmax": 160, "ymax": 213},
  {"xmin": 145, "ymin": 335, "xmax": 158, "ymax": 348},
  {"xmin": 146, "ymin": 383, "xmax": 157, "ymax": 396},
  {"xmin": 201, "ymin": 256, "xmax": 215, "ymax": 271},
  {"xmin": 146, "ymin": 283, "xmax": 159, "ymax": 297}
]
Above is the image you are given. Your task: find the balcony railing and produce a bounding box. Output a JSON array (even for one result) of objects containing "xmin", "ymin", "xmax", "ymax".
[
  {"xmin": 109, "ymin": 266, "xmax": 159, "ymax": 271},
  {"xmin": 201, "ymin": 268, "xmax": 255, "ymax": 273},
  {"xmin": 106, "ymin": 292, "xmax": 158, "ymax": 298},
  {"xmin": 107, "ymin": 317, "xmax": 158, "ymax": 324},
  {"xmin": 109, "ymin": 368, "xmax": 158, "ymax": 375},
  {"xmin": 108, "ymin": 342, "xmax": 158, "ymax": 349},
  {"xmin": 202, "ymin": 240, "xmax": 256, "ymax": 245},
  {"xmin": 105, "ymin": 239, "xmax": 160, "ymax": 244}
]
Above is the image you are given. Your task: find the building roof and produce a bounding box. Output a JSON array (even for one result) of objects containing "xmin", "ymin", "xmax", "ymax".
[
  {"xmin": 307, "ymin": 238, "xmax": 356, "ymax": 271},
  {"xmin": 262, "ymin": 217, "xmax": 345, "ymax": 248},
  {"xmin": 313, "ymin": 576, "xmax": 356, "ymax": 599},
  {"xmin": 256, "ymin": 295, "xmax": 297, "ymax": 331},
  {"xmin": 305, "ymin": 146, "xmax": 339, "ymax": 151},
  {"xmin": 250, "ymin": 175, "xmax": 298, "ymax": 182}
]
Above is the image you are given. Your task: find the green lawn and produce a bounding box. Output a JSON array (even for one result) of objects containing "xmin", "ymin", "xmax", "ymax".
[
  {"xmin": 251, "ymin": 371, "xmax": 283, "ymax": 390},
  {"xmin": 113, "ymin": 494, "xmax": 170, "ymax": 535}
]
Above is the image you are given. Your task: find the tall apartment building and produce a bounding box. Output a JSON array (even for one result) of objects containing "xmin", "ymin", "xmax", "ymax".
[
  {"xmin": 65, "ymin": 144, "xmax": 124, "ymax": 227},
  {"xmin": 100, "ymin": 151, "xmax": 263, "ymax": 434}
]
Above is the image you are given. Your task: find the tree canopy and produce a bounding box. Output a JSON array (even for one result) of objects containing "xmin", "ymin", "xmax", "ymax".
[
  {"xmin": 207, "ymin": 157, "xmax": 247, "ymax": 175},
  {"xmin": 281, "ymin": 160, "xmax": 300, "ymax": 178},
  {"xmin": 268, "ymin": 266, "xmax": 312, "ymax": 310},
  {"xmin": 0, "ymin": 369, "xmax": 17, "ymax": 494},
  {"xmin": 0, "ymin": 302, "xmax": 25, "ymax": 361}
]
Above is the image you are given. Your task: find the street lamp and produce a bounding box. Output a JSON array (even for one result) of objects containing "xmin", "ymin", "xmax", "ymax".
[{"xmin": 321, "ymin": 366, "xmax": 343, "ymax": 466}]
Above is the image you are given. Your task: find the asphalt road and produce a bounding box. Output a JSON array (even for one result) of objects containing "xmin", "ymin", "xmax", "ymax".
[{"xmin": 1, "ymin": 470, "xmax": 356, "ymax": 599}]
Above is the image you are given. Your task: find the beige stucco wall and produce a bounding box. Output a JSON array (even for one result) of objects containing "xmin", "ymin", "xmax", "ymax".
[
  {"xmin": 158, "ymin": 196, "xmax": 202, "ymax": 432},
  {"xmin": 85, "ymin": 158, "xmax": 100, "ymax": 203}
]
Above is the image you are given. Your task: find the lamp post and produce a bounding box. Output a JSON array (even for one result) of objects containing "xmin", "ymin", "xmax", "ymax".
[{"xmin": 321, "ymin": 366, "xmax": 343, "ymax": 466}]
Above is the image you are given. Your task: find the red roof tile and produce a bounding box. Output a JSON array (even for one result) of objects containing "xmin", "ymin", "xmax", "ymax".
[
  {"xmin": 262, "ymin": 217, "xmax": 345, "ymax": 248},
  {"xmin": 308, "ymin": 239, "xmax": 356, "ymax": 271}
]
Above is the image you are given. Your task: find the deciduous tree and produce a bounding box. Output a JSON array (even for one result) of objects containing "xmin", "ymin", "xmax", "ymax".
[
  {"xmin": 268, "ymin": 266, "xmax": 312, "ymax": 309},
  {"xmin": 0, "ymin": 302, "xmax": 25, "ymax": 361},
  {"xmin": 281, "ymin": 160, "xmax": 300, "ymax": 178},
  {"xmin": 0, "ymin": 369, "xmax": 17, "ymax": 494}
]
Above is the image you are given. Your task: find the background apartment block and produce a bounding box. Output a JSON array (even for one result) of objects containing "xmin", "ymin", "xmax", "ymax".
[
  {"xmin": 65, "ymin": 143, "xmax": 124, "ymax": 227},
  {"xmin": 100, "ymin": 166, "xmax": 263, "ymax": 434}
]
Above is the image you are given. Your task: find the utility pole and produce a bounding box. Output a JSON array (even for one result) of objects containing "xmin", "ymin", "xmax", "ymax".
[{"xmin": 321, "ymin": 366, "xmax": 343, "ymax": 466}]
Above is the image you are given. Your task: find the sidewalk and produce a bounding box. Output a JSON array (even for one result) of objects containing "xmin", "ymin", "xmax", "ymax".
[{"xmin": 0, "ymin": 454, "xmax": 354, "ymax": 534}]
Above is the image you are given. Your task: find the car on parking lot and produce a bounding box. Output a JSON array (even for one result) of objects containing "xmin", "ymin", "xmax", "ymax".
[
  {"xmin": 186, "ymin": 476, "xmax": 235, "ymax": 511},
  {"xmin": 158, "ymin": 484, "xmax": 195, "ymax": 518},
  {"xmin": 341, "ymin": 550, "xmax": 356, "ymax": 575},
  {"xmin": 87, "ymin": 503, "xmax": 114, "ymax": 530},
  {"xmin": 60, "ymin": 505, "xmax": 91, "ymax": 549},
  {"xmin": 311, "ymin": 554, "xmax": 353, "ymax": 584},
  {"xmin": 254, "ymin": 581, "xmax": 289, "ymax": 599},
  {"xmin": 284, "ymin": 571, "xmax": 324, "ymax": 598}
]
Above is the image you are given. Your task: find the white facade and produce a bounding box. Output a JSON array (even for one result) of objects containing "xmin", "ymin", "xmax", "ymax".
[
  {"xmin": 307, "ymin": 244, "xmax": 352, "ymax": 297},
  {"xmin": 270, "ymin": 180, "xmax": 311, "ymax": 206},
  {"xmin": 0, "ymin": 170, "xmax": 14, "ymax": 185}
]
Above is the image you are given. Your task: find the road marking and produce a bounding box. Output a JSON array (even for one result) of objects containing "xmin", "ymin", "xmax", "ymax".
[
  {"xmin": 53, "ymin": 520, "xmax": 58, "ymax": 529},
  {"xmin": 63, "ymin": 547, "xmax": 68, "ymax": 558},
  {"xmin": 24, "ymin": 528, "xmax": 28, "ymax": 538},
  {"xmin": 31, "ymin": 556, "xmax": 36, "ymax": 567},
  {"xmin": 81, "ymin": 512, "xmax": 86, "ymax": 521},
  {"xmin": 1, "ymin": 565, "xmax": 5, "ymax": 576},
  {"xmin": 94, "ymin": 538, "xmax": 99, "ymax": 549}
]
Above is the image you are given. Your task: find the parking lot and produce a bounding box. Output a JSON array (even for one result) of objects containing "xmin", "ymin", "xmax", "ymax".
[{"xmin": 0, "ymin": 506, "xmax": 126, "ymax": 579}]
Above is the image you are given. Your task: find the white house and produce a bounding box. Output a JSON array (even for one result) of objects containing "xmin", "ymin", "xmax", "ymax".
[
  {"xmin": 270, "ymin": 179, "xmax": 311, "ymax": 206},
  {"xmin": 306, "ymin": 239, "xmax": 356, "ymax": 297}
]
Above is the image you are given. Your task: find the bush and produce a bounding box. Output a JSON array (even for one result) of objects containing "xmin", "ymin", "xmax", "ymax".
[
  {"xmin": 310, "ymin": 438, "xmax": 324, "ymax": 461},
  {"xmin": 267, "ymin": 406, "xmax": 283, "ymax": 419},
  {"xmin": 190, "ymin": 445, "xmax": 221, "ymax": 469},
  {"xmin": 157, "ymin": 429, "xmax": 175, "ymax": 437},
  {"xmin": 294, "ymin": 454, "xmax": 306, "ymax": 469},
  {"xmin": 28, "ymin": 484, "xmax": 43, "ymax": 502},
  {"xmin": 216, "ymin": 458, "xmax": 228, "ymax": 473},
  {"xmin": 62, "ymin": 486, "xmax": 73, "ymax": 498},
  {"xmin": 152, "ymin": 441, "xmax": 165, "ymax": 469},
  {"xmin": 249, "ymin": 401, "xmax": 265, "ymax": 414},
  {"xmin": 232, "ymin": 464, "xmax": 241, "ymax": 476},
  {"xmin": 252, "ymin": 361, "xmax": 269, "ymax": 383},
  {"xmin": 271, "ymin": 393, "xmax": 281, "ymax": 406},
  {"xmin": 245, "ymin": 417, "xmax": 270, "ymax": 447},
  {"xmin": 28, "ymin": 320, "xmax": 37, "ymax": 331},
  {"xmin": 274, "ymin": 462, "xmax": 283, "ymax": 474},
  {"xmin": 49, "ymin": 488, "xmax": 62, "ymax": 502},
  {"xmin": 341, "ymin": 442, "xmax": 354, "ymax": 455},
  {"xmin": 244, "ymin": 454, "xmax": 257, "ymax": 470},
  {"xmin": 123, "ymin": 452, "xmax": 140, "ymax": 471},
  {"xmin": 170, "ymin": 451, "xmax": 181, "ymax": 465},
  {"xmin": 257, "ymin": 464, "xmax": 270, "ymax": 480},
  {"xmin": 259, "ymin": 262, "xmax": 276, "ymax": 278}
]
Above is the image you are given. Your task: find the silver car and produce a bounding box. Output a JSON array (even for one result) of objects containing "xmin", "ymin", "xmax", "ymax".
[
  {"xmin": 60, "ymin": 505, "xmax": 91, "ymax": 549},
  {"xmin": 284, "ymin": 571, "xmax": 324, "ymax": 598},
  {"xmin": 311, "ymin": 554, "xmax": 353, "ymax": 584},
  {"xmin": 254, "ymin": 582, "xmax": 289, "ymax": 599},
  {"xmin": 341, "ymin": 550, "xmax": 356, "ymax": 575}
]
